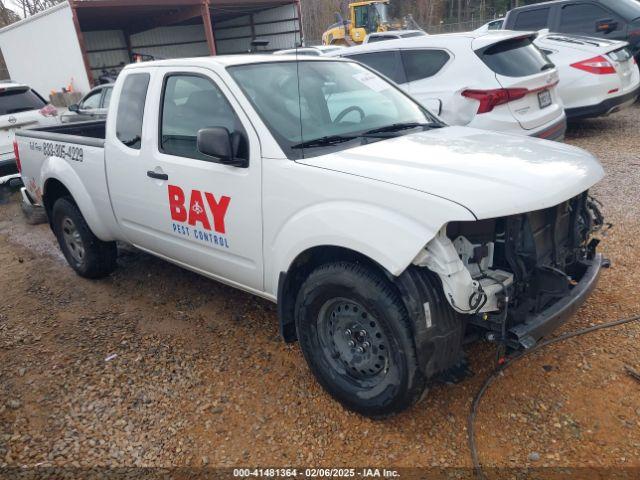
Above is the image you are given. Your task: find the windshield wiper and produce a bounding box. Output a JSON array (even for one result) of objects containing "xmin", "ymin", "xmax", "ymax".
[
  {"xmin": 541, "ymin": 63, "xmax": 555, "ymax": 71},
  {"xmin": 291, "ymin": 135, "xmax": 358, "ymax": 149},
  {"xmin": 363, "ymin": 122, "xmax": 437, "ymax": 136}
]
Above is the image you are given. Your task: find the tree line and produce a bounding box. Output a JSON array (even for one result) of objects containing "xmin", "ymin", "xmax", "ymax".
[{"xmin": 301, "ymin": 0, "xmax": 543, "ymax": 43}]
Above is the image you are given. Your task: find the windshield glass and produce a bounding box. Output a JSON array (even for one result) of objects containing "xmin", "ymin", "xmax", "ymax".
[
  {"xmin": 374, "ymin": 3, "xmax": 390, "ymax": 23},
  {"xmin": 228, "ymin": 60, "xmax": 436, "ymax": 159}
]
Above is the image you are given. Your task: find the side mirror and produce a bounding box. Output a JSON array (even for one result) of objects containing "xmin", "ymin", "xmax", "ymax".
[
  {"xmin": 197, "ymin": 127, "xmax": 248, "ymax": 168},
  {"xmin": 596, "ymin": 19, "xmax": 617, "ymax": 34},
  {"xmin": 68, "ymin": 104, "xmax": 79, "ymax": 113}
]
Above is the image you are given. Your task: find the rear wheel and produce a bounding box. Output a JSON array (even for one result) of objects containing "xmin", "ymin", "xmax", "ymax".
[
  {"xmin": 51, "ymin": 197, "xmax": 117, "ymax": 278},
  {"xmin": 295, "ymin": 262, "xmax": 426, "ymax": 417}
]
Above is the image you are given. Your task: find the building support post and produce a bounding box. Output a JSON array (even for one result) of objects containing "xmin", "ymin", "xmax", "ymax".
[
  {"xmin": 294, "ymin": 0, "xmax": 303, "ymax": 47},
  {"xmin": 69, "ymin": 0, "xmax": 95, "ymax": 87},
  {"xmin": 201, "ymin": 0, "xmax": 216, "ymax": 56}
]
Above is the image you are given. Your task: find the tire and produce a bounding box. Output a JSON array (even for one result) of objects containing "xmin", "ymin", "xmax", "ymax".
[
  {"xmin": 51, "ymin": 197, "xmax": 117, "ymax": 279},
  {"xmin": 21, "ymin": 199, "xmax": 48, "ymax": 225},
  {"xmin": 295, "ymin": 261, "xmax": 426, "ymax": 417}
]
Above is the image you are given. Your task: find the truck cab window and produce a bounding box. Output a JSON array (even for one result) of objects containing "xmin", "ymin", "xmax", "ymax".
[
  {"xmin": 160, "ymin": 74, "xmax": 247, "ymax": 162},
  {"xmin": 116, "ymin": 73, "xmax": 150, "ymax": 150},
  {"xmin": 513, "ymin": 8, "xmax": 550, "ymax": 30},
  {"xmin": 560, "ymin": 4, "xmax": 621, "ymax": 34}
]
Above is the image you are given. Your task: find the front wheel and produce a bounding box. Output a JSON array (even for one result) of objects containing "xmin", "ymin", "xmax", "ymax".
[
  {"xmin": 51, "ymin": 197, "xmax": 117, "ymax": 279},
  {"xmin": 295, "ymin": 262, "xmax": 426, "ymax": 417}
]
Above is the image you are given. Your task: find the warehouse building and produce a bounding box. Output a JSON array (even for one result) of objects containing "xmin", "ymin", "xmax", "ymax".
[{"xmin": 0, "ymin": 0, "xmax": 303, "ymax": 97}]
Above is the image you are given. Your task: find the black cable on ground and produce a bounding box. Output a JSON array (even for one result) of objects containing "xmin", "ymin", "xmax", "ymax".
[{"xmin": 468, "ymin": 313, "xmax": 640, "ymax": 479}]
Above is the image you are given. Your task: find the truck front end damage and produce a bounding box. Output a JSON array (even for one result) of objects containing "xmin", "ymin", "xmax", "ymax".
[{"xmin": 413, "ymin": 191, "xmax": 607, "ymax": 351}]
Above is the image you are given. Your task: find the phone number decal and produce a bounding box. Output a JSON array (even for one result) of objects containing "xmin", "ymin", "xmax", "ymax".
[{"xmin": 41, "ymin": 142, "xmax": 84, "ymax": 163}]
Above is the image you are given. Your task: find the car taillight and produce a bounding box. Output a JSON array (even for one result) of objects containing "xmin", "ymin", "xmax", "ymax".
[
  {"xmin": 39, "ymin": 104, "xmax": 58, "ymax": 117},
  {"xmin": 570, "ymin": 55, "xmax": 616, "ymax": 75},
  {"xmin": 13, "ymin": 140, "xmax": 21, "ymax": 174},
  {"xmin": 461, "ymin": 88, "xmax": 529, "ymax": 114}
]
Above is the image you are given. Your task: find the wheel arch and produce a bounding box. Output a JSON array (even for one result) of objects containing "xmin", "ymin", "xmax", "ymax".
[
  {"xmin": 277, "ymin": 245, "xmax": 391, "ymax": 342},
  {"xmin": 40, "ymin": 163, "xmax": 115, "ymax": 241}
]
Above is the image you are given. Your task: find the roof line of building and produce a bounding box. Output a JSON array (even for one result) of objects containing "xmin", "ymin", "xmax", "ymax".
[{"xmin": 0, "ymin": 1, "xmax": 70, "ymax": 36}]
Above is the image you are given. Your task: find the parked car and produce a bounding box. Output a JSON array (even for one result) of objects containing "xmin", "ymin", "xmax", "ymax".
[
  {"xmin": 0, "ymin": 82, "xmax": 58, "ymax": 175},
  {"xmin": 274, "ymin": 46, "xmax": 345, "ymax": 56},
  {"xmin": 327, "ymin": 31, "xmax": 567, "ymax": 140},
  {"xmin": 535, "ymin": 32, "xmax": 639, "ymax": 119},
  {"xmin": 474, "ymin": 18, "xmax": 505, "ymax": 34},
  {"xmin": 62, "ymin": 84, "xmax": 113, "ymax": 124},
  {"xmin": 364, "ymin": 29, "xmax": 428, "ymax": 43},
  {"xmin": 15, "ymin": 55, "xmax": 606, "ymax": 417},
  {"xmin": 503, "ymin": 0, "xmax": 640, "ymax": 63}
]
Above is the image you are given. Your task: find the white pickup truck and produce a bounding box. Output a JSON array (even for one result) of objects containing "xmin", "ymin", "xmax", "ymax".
[{"xmin": 15, "ymin": 55, "xmax": 607, "ymax": 417}]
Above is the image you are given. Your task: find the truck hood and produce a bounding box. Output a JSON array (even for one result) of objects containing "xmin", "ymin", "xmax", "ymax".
[{"xmin": 298, "ymin": 126, "xmax": 604, "ymax": 219}]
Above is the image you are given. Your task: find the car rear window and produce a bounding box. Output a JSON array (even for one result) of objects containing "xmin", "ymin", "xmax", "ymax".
[
  {"xmin": 478, "ymin": 37, "xmax": 553, "ymax": 77},
  {"xmin": 0, "ymin": 87, "xmax": 46, "ymax": 116}
]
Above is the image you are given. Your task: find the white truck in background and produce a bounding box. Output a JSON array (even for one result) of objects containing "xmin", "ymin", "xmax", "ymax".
[{"xmin": 14, "ymin": 55, "xmax": 607, "ymax": 417}]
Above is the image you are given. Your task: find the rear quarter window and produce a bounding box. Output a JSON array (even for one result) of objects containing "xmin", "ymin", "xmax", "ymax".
[
  {"xmin": 401, "ymin": 49, "xmax": 450, "ymax": 82},
  {"xmin": 115, "ymin": 73, "xmax": 150, "ymax": 150},
  {"xmin": 0, "ymin": 88, "xmax": 46, "ymax": 116},
  {"xmin": 478, "ymin": 37, "xmax": 552, "ymax": 77}
]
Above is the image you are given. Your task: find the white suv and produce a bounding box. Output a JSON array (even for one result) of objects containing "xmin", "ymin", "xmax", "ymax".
[
  {"xmin": 0, "ymin": 82, "xmax": 58, "ymax": 175},
  {"xmin": 328, "ymin": 31, "xmax": 567, "ymax": 140}
]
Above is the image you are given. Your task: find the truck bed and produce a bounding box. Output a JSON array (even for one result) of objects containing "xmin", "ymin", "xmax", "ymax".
[{"xmin": 21, "ymin": 120, "xmax": 105, "ymax": 148}]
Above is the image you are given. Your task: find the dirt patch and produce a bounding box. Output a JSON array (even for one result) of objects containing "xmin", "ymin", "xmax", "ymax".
[{"xmin": 1, "ymin": 105, "xmax": 639, "ymax": 470}]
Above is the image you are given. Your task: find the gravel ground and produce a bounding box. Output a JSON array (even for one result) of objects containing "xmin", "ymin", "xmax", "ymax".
[{"xmin": 0, "ymin": 105, "xmax": 639, "ymax": 472}]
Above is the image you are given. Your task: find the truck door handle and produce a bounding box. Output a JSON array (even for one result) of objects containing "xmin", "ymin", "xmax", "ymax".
[{"xmin": 147, "ymin": 171, "xmax": 168, "ymax": 181}]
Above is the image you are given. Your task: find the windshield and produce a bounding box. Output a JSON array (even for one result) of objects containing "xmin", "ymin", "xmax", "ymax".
[
  {"xmin": 374, "ymin": 3, "xmax": 390, "ymax": 24},
  {"xmin": 228, "ymin": 60, "xmax": 438, "ymax": 159}
]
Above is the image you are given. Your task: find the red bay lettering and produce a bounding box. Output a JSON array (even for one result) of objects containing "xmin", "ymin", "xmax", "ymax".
[
  {"xmin": 168, "ymin": 185, "xmax": 231, "ymax": 235},
  {"xmin": 188, "ymin": 190, "xmax": 212, "ymax": 230},
  {"xmin": 168, "ymin": 185, "xmax": 187, "ymax": 222},
  {"xmin": 205, "ymin": 193, "xmax": 231, "ymax": 234}
]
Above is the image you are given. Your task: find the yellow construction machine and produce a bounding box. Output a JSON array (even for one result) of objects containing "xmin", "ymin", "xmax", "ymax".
[{"xmin": 322, "ymin": 1, "xmax": 395, "ymax": 46}]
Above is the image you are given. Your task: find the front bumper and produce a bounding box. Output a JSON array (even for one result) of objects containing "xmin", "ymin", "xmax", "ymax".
[
  {"xmin": 566, "ymin": 86, "xmax": 640, "ymax": 121},
  {"xmin": 508, "ymin": 253, "xmax": 605, "ymax": 349}
]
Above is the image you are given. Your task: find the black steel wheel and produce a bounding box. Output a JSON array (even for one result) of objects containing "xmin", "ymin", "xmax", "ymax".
[
  {"xmin": 295, "ymin": 262, "xmax": 426, "ymax": 417},
  {"xmin": 52, "ymin": 197, "xmax": 117, "ymax": 279}
]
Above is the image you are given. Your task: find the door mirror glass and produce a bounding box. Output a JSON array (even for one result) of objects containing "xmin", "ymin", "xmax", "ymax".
[
  {"xmin": 68, "ymin": 104, "xmax": 79, "ymax": 112},
  {"xmin": 197, "ymin": 127, "xmax": 247, "ymax": 168}
]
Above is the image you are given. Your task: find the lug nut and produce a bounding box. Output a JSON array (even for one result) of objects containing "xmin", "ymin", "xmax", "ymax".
[
  {"xmin": 344, "ymin": 329, "xmax": 352, "ymax": 337},
  {"xmin": 362, "ymin": 342, "xmax": 370, "ymax": 349},
  {"xmin": 356, "ymin": 346, "xmax": 364, "ymax": 353},
  {"xmin": 348, "ymin": 340, "xmax": 355, "ymax": 348}
]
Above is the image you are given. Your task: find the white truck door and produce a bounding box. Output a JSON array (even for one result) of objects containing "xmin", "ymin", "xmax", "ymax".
[{"xmin": 105, "ymin": 68, "xmax": 264, "ymax": 292}]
